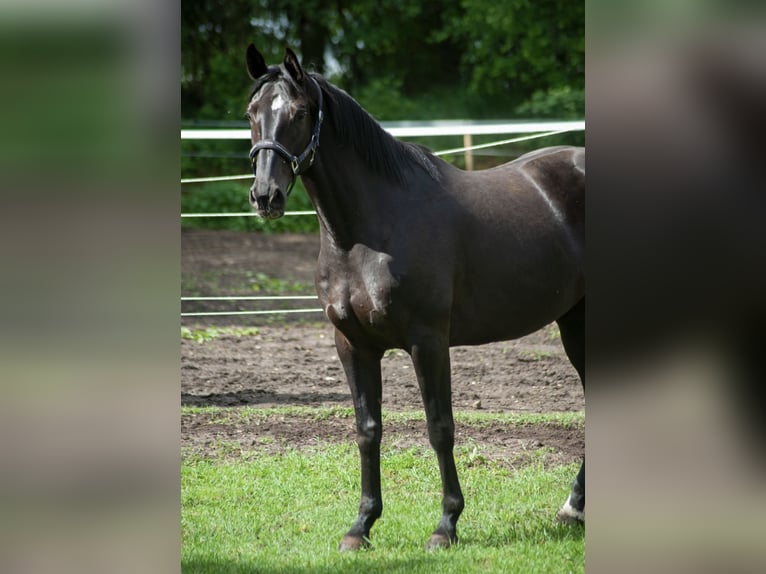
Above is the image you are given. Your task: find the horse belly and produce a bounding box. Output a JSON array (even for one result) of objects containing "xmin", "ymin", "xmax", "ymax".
[
  {"xmin": 448, "ymin": 177, "xmax": 584, "ymax": 345},
  {"xmin": 449, "ymin": 257, "xmax": 583, "ymax": 346}
]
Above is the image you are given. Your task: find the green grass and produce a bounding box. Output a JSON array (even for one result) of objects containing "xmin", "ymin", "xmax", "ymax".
[
  {"xmin": 244, "ymin": 272, "xmax": 314, "ymax": 294},
  {"xmin": 182, "ymin": 415, "xmax": 584, "ymax": 573},
  {"xmin": 181, "ymin": 326, "xmax": 261, "ymax": 343},
  {"xmin": 181, "ymin": 405, "xmax": 585, "ymax": 430}
]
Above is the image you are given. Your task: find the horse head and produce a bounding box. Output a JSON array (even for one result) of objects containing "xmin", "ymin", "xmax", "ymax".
[{"xmin": 245, "ymin": 46, "xmax": 323, "ymax": 219}]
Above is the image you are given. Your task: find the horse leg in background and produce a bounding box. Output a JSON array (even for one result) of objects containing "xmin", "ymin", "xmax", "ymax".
[
  {"xmin": 554, "ymin": 297, "xmax": 585, "ymax": 524},
  {"xmin": 335, "ymin": 329, "xmax": 385, "ymax": 551},
  {"xmin": 410, "ymin": 331, "xmax": 465, "ymax": 550}
]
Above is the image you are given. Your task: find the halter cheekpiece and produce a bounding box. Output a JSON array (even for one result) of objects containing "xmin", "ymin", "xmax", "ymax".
[{"xmin": 248, "ymin": 76, "xmax": 324, "ymax": 196}]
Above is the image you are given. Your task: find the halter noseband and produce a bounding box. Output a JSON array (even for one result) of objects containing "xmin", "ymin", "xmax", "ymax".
[{"xmin": 248, "ymin": 77, "xmax": 324, "ymax": 196}]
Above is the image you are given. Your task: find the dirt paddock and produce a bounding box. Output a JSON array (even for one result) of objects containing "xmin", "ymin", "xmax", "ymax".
[{"xmin": 181, "ymin": 229, "xmax": 584, "ymax": 461}]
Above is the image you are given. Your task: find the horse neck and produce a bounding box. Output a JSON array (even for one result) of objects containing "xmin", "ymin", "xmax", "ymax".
[{"xmin": 301, "ymin": 130, "xmax": 399, "ymax": 250}]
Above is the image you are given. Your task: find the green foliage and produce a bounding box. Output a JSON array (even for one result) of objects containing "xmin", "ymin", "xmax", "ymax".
[
  {"xmin": 441, "ymin": 0, "xmax": 584, "ymax": 107},
  {"xmin": 181, "ymin": 181, "xmax": 319, "ymax": 233},
  {"xmin": 182, "ymin": 1, "xmax": 257, "ymax": 121},
  {"xmin": 327, "ymin": 0, "xmax": 464, "ymax": 96},
  {"xmin": 181, "ymin": 139, "xmax": 250, "ymax": 188},
  {"xmin": 515, "ymin": 86, "xmax": 585, "ymax": 120},
  {"xmin": 182, "ymin": 0, "xmax": 584, "ymax": 124},
  {"xmin": 181, "ymin": 326, "xmax": 260, "ymax": 343},
  {"xmin": 244, "ymin": 271, "xmax": 313, "ymax": 294},
  {"xmin": 355, "ymin": 82, "xmax": 493, "ymax": 123}
]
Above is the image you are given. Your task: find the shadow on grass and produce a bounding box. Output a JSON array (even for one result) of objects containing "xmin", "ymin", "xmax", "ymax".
[
  {"xmin": 461, "ymin": 521, "xmax": 585, "ymax": 549},
  {"xmin": 182, "ymin": 524, "xmax": 585, "ymax": 573}
]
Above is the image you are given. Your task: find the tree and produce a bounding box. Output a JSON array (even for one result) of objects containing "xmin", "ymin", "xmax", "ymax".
[
  {"xmin": 440, "ymin": 0, "xmax": 584, "ymax": 107},
  {"xmin": 181, "ymin": 0, "xmax": 584, "ymax": 179},
  {"xmin": 182, "ymin": 0, "xmax": 583, "ymax": 121}
]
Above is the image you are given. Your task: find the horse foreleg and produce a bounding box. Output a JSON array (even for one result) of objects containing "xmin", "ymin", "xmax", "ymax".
[
  {"xmin": 411, "ymin": 333, "xmax": 465, "ymax": 550},
  {"xmin": 334, "ymin": 329, "xmax": 384, "ymax": 551}
]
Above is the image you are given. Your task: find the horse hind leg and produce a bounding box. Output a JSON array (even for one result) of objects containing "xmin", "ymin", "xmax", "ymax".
[
  {"xmin": 557, "ymin": 461, "xmax": 585, "ymax": 525},
  {"xmin": 554, "ymin": 297, "xmax": 585, "ymax": 525}
]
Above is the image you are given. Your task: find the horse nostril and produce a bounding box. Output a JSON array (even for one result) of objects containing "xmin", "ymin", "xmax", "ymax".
[
  {"xmin": 250, "ymin": 188, "xmax": 257, "ymax": 204},
  {"xmin": 270, "ymin": 192, "xmax": 284, "ymax": 210}
]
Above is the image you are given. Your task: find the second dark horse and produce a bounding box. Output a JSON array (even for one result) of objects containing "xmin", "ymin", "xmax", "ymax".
[{"xmin": 244, "ymin": 46, "xmax": 585, "ymax": 551}]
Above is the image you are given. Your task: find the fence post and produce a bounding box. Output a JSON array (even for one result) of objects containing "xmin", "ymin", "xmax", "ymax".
[{"xmin": 463, "ymin": 133, "xmax": 474, "ymax": 170}]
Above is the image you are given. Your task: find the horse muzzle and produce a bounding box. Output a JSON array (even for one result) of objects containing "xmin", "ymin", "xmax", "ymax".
[{"xmin": 250, "ymin": 184, "xmax": 285, "ymax": 219}]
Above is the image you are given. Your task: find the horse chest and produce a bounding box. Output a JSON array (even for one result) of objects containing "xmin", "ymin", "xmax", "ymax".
[{"xmin": 317, "ymin": 250, "xmax": 398, "ymax": 336}]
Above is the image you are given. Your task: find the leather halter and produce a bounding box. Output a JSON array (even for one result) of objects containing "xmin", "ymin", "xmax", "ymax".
[{"xmin": 248, "ymin": 77, "xmax": 324, "ymax": 196}]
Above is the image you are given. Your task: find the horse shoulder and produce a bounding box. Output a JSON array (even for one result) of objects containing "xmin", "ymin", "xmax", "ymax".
[{"xmin": 316, "ymin": 246, "xmax": 352, "ymax": 325}]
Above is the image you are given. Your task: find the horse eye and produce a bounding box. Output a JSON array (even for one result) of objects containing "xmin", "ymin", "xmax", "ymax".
[{"xmin": 296, "ymin": 109, "xmax": 308, "ymax": 120}]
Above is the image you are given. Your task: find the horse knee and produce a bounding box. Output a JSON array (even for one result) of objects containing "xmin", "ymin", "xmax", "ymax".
[
  {"xmin": 356, "ymin": 419, "xmax": 381, "ymax": 451},
  {"xmin": 427, "ymin": 420, "xmax": 455, "ymax": 452}
]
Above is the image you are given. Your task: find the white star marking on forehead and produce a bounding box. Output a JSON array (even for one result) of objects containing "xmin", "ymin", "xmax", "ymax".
[{"xmin": 271, "ymin": 94, "xmax": 285, "ymax": 111}]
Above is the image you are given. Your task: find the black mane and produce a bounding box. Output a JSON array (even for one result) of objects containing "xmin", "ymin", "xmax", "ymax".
[
  {"xmin": 249, "ymin": 69, "xmax": 440, "ymax": 183},
  {"xmin": 312, "ymin": 75, "xmax": 440, "ymax": 183}
]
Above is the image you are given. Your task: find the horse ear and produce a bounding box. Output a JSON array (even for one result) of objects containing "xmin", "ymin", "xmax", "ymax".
[
  {"xmin": 283, "ymin": 47, "xmax": 304, "ymax": 83},
  {"xmin": 246, "ymin": 44, "xmax": 268, "ymax": 80}
]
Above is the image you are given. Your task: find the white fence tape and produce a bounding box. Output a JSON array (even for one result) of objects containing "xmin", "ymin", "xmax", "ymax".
[
  {"xmin": 182, "ymin": 308, "xmax": 324, "ymax": 317},
  {"xmin": 181, "ymin": 211, "xmax": 315, "ymax": 218},
  {"xmin": 181, "ymin": 124, "xmax": 584, "ymax": 184},
  {"xmin": 182, "ymin": 295, "xmax": 318, "ymax": 301},
  {"xmin": 181, "ymin": 119, "xmax": 584, "ymax": 140}
]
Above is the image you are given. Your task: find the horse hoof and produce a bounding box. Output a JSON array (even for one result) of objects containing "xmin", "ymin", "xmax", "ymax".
[
  {"xmin": 425, "ymin": 533, "xmax": 455, "ymax": 551},
  {"xmin": 338, "ymin": 535, "xmax": 369, "ymax": 552},
  {"xmin": 555, "ymin": 506, "xmax": 585, "ymax": 525}
]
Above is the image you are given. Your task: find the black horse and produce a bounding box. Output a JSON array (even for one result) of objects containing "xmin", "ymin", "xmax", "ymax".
[{"xmin": 244, "ymin": 46, "xmax": 585, "ymax": 551}]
